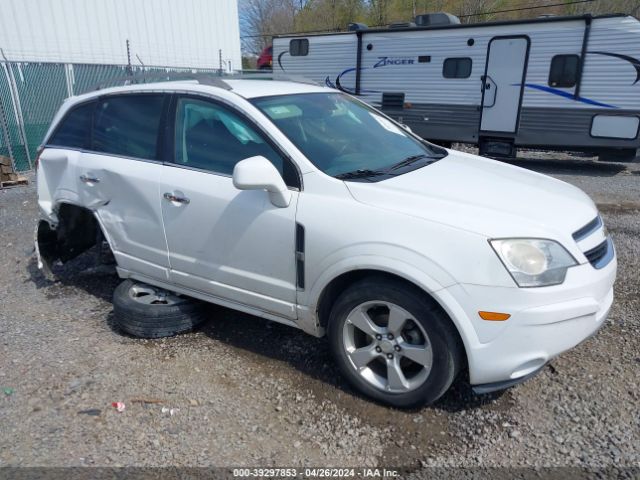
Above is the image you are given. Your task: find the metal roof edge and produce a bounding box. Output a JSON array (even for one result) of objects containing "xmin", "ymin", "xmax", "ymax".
[{"xmin": 273, "ymin": 13, "xmax": 632, "ymax": 39}]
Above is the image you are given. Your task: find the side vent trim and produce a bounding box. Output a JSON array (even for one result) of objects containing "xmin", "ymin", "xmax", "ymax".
[{"xmin": 295, "ymin": 223, "xmax": 305, "ymax": 290}]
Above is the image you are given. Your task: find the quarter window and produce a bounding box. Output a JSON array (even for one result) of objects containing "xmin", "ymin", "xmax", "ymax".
[
  {"xmin": 290, "ymin": 39, "xmax": 309, "ymax": 56},
  {"xmin": 443, "ymin": 57, "xmax": 472, "ymax": 79},
  {"xmin": 49, "ymin": 101, "xmax": 95, "ymax": 148},
  {"xmin": 92, "ymin": 94, "xmax": 165, "ymax": 160},
  {"xmin": 173, "ymin": 97, "xmax": 297, "ymax": 186},
  {"xmin": 549, "ymin": 54, "xmax": 580, "ymax": 88}
]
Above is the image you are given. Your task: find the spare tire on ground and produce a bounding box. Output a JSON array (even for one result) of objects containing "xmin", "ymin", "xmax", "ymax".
[{"xmin": 112, "ymin": 279, "xmax": 207, "ymax": 338}]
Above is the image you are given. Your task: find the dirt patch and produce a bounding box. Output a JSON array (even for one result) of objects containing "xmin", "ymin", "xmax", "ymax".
[
  {"xmin": 1, "ymin": 155, "xmax": 639, "ymax": 469},
  {"xmin": 597, "ymin": 202, "xmax": 640, "ymax": 214}
]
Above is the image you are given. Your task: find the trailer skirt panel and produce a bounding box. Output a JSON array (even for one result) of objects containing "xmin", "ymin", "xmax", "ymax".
[
  {"xmin": 518, "ymin": 107, "xmax": 640, "ymax": 149},
  {"xmin": 382, "ymin": 103, "xmax": 480, "ymax": 144}
]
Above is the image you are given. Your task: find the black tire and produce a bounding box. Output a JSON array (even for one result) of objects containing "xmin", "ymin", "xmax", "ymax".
[
  {"xmin": 328, "ymin": 277, "xmax": 462, "ymax": 408},
  {"xmin": 112, "ymin": 279, "xmax": 207, "ymax": 338},
  {"xmin": 478, "ymin": 138, "xmax": 517, "ymax": 159}
]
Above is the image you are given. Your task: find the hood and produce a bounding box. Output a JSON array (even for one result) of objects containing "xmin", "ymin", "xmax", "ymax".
[{"xmin": 345, "ymin": 150, "xmax": 598, "ymax": 239}]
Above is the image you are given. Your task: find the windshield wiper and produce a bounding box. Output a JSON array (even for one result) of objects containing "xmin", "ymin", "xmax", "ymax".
[
  {"xmin": 335, "ymin": 169, "xmax": 385, "ymax": 180},
  {"xmin": 385, "ymin": 153, "xmax": 443, "ymax": 173}
]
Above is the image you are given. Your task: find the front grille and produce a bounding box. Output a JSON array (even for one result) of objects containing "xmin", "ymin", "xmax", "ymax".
[
  {"xmin": 573, "ymin": 216, "xmax": 602, "ymax": 242},
  {"xmin": 573, "ymin": 215, "xmax": 614, "ymax": 269},
  {"xmin": 584, "ymin": 238, "xmax": 611, "ymax": 269}
]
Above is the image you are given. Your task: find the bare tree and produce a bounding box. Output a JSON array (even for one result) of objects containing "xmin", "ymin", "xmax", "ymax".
[
  {"xmin": 368, "ymin": 0, "xmax": 389, "ymax": 25},
  {"xmin": 295, "ymin": 0, "xmax": 366, "ymax": 31},
  {"xmin": 457, "ymin": 0, "xmax": 501, "ymax": 23},
  {"xmin": 568, "ymin": 0, "xmax": 640, "ymax": 16},
  {"xmin": 240, "ymin": 0, "xmax": 300, "ymax": 54}
]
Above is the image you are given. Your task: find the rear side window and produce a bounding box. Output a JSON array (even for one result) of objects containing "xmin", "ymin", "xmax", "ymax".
[
  {"xmin": 549, "ymin": 54, "xmax": 580, "ymax": 88},
  {"xmin": 92, "ymin": 94, "xmax": 165, "ymax": 160},
  {"xmin": 443, "ymin": 58, "xmax": 472, "ymax": 79},
  {"xmin": 290, "ymin": 39, "xmax": 309, "ymax": 56},
  {"xmin": 49, "ymin": 101, "xmax": 95, "ymax": 148}
]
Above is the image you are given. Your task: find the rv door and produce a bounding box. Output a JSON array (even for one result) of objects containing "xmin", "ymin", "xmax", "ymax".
[{"xmin": 480, "ymin": 36, "xmax": 529, "ymax": 134}]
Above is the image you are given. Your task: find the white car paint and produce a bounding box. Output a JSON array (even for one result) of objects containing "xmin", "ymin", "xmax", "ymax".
[{"xmin": 37, "ymin": 80, "xmax": 616, "ymax": 391}]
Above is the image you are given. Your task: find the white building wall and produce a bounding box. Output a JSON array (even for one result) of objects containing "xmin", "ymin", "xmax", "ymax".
[{"xmin": 0, "ymin": 0, "xmax": 241, "ymax": 70}]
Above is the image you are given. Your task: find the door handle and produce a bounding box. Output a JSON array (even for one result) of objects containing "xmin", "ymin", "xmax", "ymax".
[
  {"xmin": 80, "ymin": 174, "xmax": 100, "ymax": 184},
  {"xmin": 482, "ymin": 75, "xmax": 498, "ymax": 108},
  {"xmin": 163, "ymin": 192, "xmax": 190, "ymax": 205}
]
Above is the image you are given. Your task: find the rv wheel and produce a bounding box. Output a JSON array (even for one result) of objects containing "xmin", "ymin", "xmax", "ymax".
[
  {"xmin": 598, "ymin": 148, "xmax": 637, "ymax": 163},
  {"xmin": 478, "ymin": 138, "xmax": 516, "ymax": 159}
]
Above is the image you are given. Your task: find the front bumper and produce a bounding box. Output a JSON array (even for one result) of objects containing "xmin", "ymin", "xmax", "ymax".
[{"xmin": 442, "ymin": 252, "xmax": 616, "ymax": 388}]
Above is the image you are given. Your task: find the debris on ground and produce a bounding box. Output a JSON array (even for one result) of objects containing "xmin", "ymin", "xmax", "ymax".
[
  {"xmin": 130, "ymin": 398, "xmax": 164, "ymax": 405},
  {"xmin": 77, "ymin": 409, "xmax": 101, "ymax": 416}
]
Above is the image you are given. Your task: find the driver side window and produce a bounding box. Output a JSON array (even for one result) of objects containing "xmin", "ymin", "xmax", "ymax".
[{"xmin": 173, "ymin": 97, "xmax": 298, "ymax": 187}]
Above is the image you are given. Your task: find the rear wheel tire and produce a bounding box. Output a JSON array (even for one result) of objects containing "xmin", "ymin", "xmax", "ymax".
[
  {"xmin": 112, "ymin": 280, "xmax": 207, "ymax": 338},
  {"xmin": 327, "ymin": 277, "xmax": 462, "ymax": 408}
]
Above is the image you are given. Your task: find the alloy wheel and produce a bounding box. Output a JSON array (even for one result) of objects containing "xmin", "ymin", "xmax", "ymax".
[{"xmin": 342, "ymin": 301, "xmax": 433, "ymax": 393}]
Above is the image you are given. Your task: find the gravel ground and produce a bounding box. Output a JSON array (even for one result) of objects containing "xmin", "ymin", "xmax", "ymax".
[{"xmin": 0, "ymin": 153, "xmax": 639, "ymax": 474}]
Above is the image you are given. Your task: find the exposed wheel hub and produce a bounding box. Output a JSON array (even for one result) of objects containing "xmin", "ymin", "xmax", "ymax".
[
  {"xmin": 378, "ymin": 339, "xmax": 395, "ymax": 354},
  {"xmin": 128, "ymin": 283, "xmax": 182, "ymax": 306}
]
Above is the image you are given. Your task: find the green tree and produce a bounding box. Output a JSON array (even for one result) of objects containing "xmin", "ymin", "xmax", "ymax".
[{"xmin": 296, "ymin": 0, "xmax": 367, "ymax": 31}]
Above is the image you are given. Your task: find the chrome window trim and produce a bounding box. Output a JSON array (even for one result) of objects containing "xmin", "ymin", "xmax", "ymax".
[{"xmin": 41, "ymin": 145, "xmax": 164, "ymax": 165}]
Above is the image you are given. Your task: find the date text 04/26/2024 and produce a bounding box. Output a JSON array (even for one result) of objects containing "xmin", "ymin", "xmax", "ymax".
[{"xmin": 232, "ymin": 468, "xmax": 400, "ymax": 478}]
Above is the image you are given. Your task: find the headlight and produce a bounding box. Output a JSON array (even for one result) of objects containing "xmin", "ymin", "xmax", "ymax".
[{"xmin": 490, "ymin": 239, "xmax": 577, "ymax": 287}]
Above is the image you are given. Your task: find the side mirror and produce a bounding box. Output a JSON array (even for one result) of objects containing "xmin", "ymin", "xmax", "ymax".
[{"xmin": 232, "ymin": 156, "xmax": 292, "ymax": 208}]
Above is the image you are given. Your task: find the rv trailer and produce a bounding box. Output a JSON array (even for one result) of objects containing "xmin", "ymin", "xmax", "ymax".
[{"xmin": 273, "ymin": 14, "xmax": 640, "ymax": 160}]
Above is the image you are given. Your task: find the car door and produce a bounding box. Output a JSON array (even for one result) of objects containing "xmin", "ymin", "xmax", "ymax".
[
  {"xmin": 159, "ymin": 94, "xmax": 300, "ymax": 319},
  {"xmin": 77, "ymin": 93, "xmax": 171, "ymax": 281}
]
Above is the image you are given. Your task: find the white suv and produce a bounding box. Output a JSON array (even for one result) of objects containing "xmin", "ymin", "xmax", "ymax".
[{"xmin": 36, "ymin": 79, "xmax": 616, "ymax": 407}]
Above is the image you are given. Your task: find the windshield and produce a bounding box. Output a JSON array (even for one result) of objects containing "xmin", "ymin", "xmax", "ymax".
[{"xmin": 251, "ymin": 93, "xmax": 447, "ymax": 179}]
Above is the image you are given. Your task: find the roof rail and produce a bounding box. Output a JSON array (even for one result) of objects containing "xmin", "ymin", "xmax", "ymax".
[
  {"xmin": 204, "ymin": 70, "xmax": 320, "ymax": 86},
  {"xmin": 89, "ymin": 71, "xmax": 232, "ymax": 92},
  {"xmin": 276, "ymin": 74, "xmax": 320, "ymax": 86},
  {"xmin": 88, "ymin": 71, "xmax": 319, "ymax": 92},
  {"xmin": 193, "ymin": 73, "xmax": 233, "ymax": 90}
]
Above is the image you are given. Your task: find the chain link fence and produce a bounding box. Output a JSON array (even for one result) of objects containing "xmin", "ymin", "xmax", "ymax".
[{"xmin": 0, "ymin": 61, "xmax": 220, "ymax": 173}]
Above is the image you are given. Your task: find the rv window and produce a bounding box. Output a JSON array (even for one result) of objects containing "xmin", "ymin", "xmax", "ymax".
[
  {"xmin": 549, "ymin": 55, "xmax": 580, "ymax": 88},
  {"xmin": 443, "ymin": 58, "xmax": 472, "ymax": 79},
  {"xmin": 290, "ymin": 39, "xmax": 309, "ymax": 56}
]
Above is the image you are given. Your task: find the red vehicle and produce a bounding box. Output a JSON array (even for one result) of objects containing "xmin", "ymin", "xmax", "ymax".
[{"xmin": 257, "ymin": 45, "xmax": 272, "ymax": 70}]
